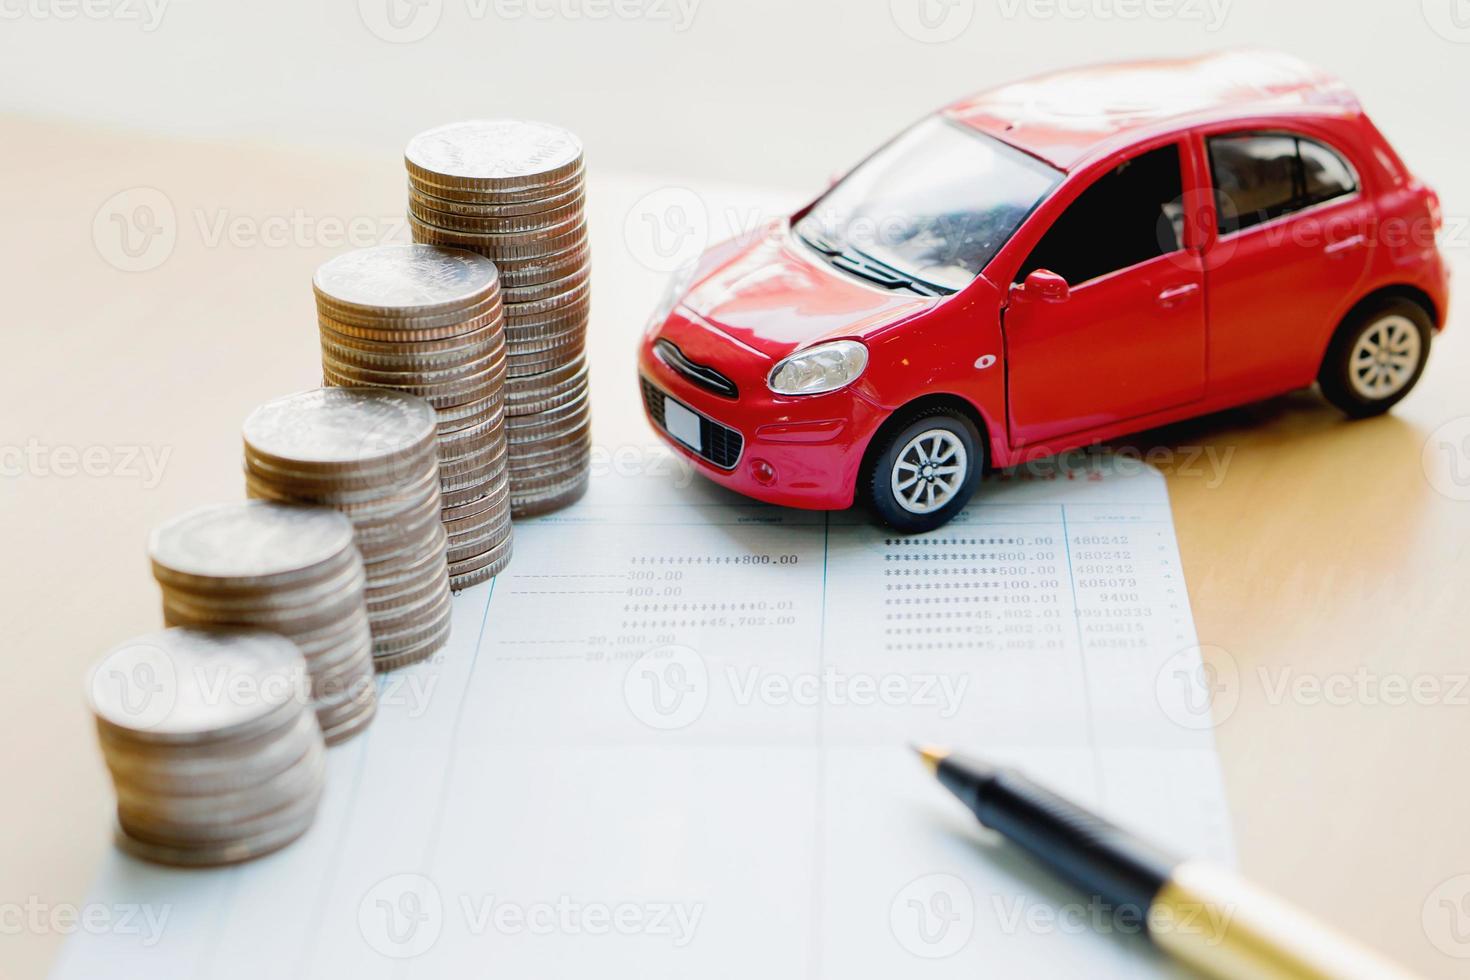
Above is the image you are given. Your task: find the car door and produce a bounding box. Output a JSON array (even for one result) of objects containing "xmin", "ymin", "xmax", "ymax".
[
  {"xmin": 1002, "ymin": 142, "xmax": 1208, "ymax": 448},
  {"xmin": 1198, "ymin": 128, "xmax": 1374, "ymax": 397}
]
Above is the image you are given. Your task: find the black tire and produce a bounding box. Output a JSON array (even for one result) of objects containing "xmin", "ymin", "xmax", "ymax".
[
  {"xmin": 1318, "ymin": 296, "xmax": 1433, "ymax": 419},
  {"xmin": 861, "ymin": 406, "xmax": 984, "ymax": 533}
]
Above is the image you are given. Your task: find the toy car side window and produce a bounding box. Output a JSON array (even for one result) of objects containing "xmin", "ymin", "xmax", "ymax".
[
  {"xmin": 1298, "ymin": 138, "xmax": 1358, "ymax": 205},
  {"xmin": 1207, "ymin": 132, "xmax": 1358, "ymax": 234},
  {"xmin": 1014, "ymin": 144, "xmax": 1183, "ymax": 287}
]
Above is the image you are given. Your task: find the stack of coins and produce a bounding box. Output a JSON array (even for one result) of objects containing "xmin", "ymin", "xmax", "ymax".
[
  {"xmin": 86, "ymin": 628, "xmax": 325, "ymax": 866},
  {"xmin": 242, "ymin": 387, "xmax": 453, "ymax": 671},
  {"xmin": 148, "ymin": 501, "xmax": 377, "ymax": 744},
  {"xmin": 314, "ymin": 244, "xmax": 513, "ymax": 589},
  {"xmin": 405, "ymin": 119, "xmax": 591, "ymax": 517}
]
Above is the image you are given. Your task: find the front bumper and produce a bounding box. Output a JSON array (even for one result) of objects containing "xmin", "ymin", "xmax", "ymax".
[{"xmin": 637, "ymin": 314, "xmax": 885, "ymax": 510}]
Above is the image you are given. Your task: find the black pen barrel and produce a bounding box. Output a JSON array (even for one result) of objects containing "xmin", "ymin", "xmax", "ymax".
[{"xmin": 937, "ymin": 754, "xmax": 1179, "ymax": 917}]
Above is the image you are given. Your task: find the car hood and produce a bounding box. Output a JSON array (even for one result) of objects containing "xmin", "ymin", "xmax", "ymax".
[{"xmin": 679, "ymin": 223, "xmax": 935, "ymax": 361}]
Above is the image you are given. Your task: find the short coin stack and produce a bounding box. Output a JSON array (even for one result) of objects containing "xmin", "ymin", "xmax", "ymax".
[
  {"xmin": 87, "ymin": 628, "xmax": 325, "ymax": 866},
  {"xmin": 405, "ymin": 119, "xmax": 591, "ymax": 517},
  {"xmin": 148, "ymin": 501, "xmax": 377, "ymax": 744},
  {"xmin": 314, "ymin": 244, "xmax": 513, "ymax": 589},
  {"xmin": 242, "ymin": 387, "xmax": 453, "ymax": 670}
]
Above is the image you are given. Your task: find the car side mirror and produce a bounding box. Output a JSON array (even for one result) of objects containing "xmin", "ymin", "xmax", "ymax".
[{"xmin": 1012, "ymin": 268, "xmax": 1070, "ymax": 304}]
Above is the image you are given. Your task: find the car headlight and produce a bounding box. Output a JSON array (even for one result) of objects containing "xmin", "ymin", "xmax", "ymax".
[
  {"xmin": 645, "ymin": 260, "xmax": 698, "ymax": 333},
  {"xmin": 767, "ymin": 340, "xmax": 869, "ymax": 396}
]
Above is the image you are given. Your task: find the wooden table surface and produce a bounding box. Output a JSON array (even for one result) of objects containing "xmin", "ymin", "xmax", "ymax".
[{"xmin": 3, "ymin": 116, "xmax": 1467, "ymax": 979}]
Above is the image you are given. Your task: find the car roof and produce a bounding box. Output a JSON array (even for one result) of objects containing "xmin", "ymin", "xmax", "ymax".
[{"xmin": 943, "ymin": 49, "xmax": 1361, "ymax": 171}]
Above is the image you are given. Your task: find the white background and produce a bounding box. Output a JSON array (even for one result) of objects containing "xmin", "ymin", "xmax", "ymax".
[{"xmin": 2, "ymin": 0, "xmax": 1469, "ymax": 196}]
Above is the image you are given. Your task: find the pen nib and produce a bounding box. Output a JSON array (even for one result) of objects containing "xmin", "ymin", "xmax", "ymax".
[{"xmin": 911, "ymin": 743, "xmax": 949, "ymax": 775}]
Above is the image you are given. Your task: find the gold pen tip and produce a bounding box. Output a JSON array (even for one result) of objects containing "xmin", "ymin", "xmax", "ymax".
[{"xmin": 910, "ymin": 743, "xmax": 951, "ymax": 775}]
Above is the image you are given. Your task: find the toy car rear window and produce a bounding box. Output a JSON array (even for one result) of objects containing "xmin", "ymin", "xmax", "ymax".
[{"xmin": 1208, "ymin": 132, "xmax": 1359, "ymax": 234}]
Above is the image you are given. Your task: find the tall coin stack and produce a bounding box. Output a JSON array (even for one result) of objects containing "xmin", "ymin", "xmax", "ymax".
[
  {"xmin": 405, "ymin": 119, "xmax": 592, "ymax": 518},
  {"xmin": 87, "ymin": 628, "xmax": 326, "ymax": 866},
  {"xmin": 148, "ymin": 502, "xmax": 378, "ymax": 745},
  {"xmin": 242, "ymin": 388, "xmax": 453, "ymax": 671},
  {"xmin": 314, "ymin": 244, "xmax": 513, "ymax": 590}
]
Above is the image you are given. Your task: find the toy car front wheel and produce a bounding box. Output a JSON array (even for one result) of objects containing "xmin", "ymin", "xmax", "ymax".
[
  {"xmin": 862, "ymin": 408, "xmax": 983, "ymax": 533},
  {"xmin": 1318, "ymin": 297, "xmax": 1433, "ymax": 418}
]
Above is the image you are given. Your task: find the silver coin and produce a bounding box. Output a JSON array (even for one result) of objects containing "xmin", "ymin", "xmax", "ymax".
[
  {"xmin": 503, "ymin": 275, "xmax": 590, "ymax": 321},
  {"xmin": 445, "ymin": 500, "xmax": 510, "ymax": 541},
  {"xmin": 506, "ymin": 332, "xmax": 587, "ymax": 376},
  {"xmin": 408, "ymin": 213, "xmax": 587, "ymax": 261},
  {"xmin": 511, "ymin": 473, "xmax": 591, "ymax": 518},
  {"xmin": 158, "ymin": 559, "xmax": 366, "ymax": 619},
  {"xmin": 449, "ymin": 565, "xmax": 501, "ymax": 591},
  {"xmin": 364, "ymin": 554, "xmax": 450, "ymax": 614},
  {"xmin": 371, "ymin": 615, "xmax": 454, "ymax": 672},
  {"xmin": 439, "ymin": 437, "xmax": 506, "ymax": 479},
  {"xmin": 446, "ymin": 522, "xmax": 512, "ymax": 564},
  {"xmin": 116, "ymin": 755, "xmax": 324, "ymax": 844},
  {"xmin": 313, "ymin": 244, "xmax": 498, "ymax": 318},
  {"xmin": 370, "ymin": 593, "xmax": 449, "ymax": 655},
  {"xmin": 114, "ymin": 736, "xmax": 325, "ymax": 824},
  {"xmin": 149, "ymin": 502, "xmax": 355, "ymax": 592},
  {"xmin": 297, "ymin": 614, "xmax": 374, "ymax": 671},
  {"xmin": 101, "ymin": 710, "xmax": 320, "ymax": 796},
  {"xmin": 441, "ymin": 470, "xmax": 510, "ymax": 520},
  {"xmin": 354, "ymin": 509, "xmax": 444, "ymax": 565},
  {"xmin": 322, "ymin": 346, "xmax": 503, "ymax": 386},
  {"xmin": 359, "ymin": 525, "xmax": 447, "ymax": 576},
  {"xmin": 321, "ymin": 362, "xmax": 504, "ymax": 410},
  {"xmin": 501, "ymin": 262, "xmax": 590, "ymax": 305},
  {"xmin": 244, "ymin": 445, "xmax": 439, "ymax": 498},
  {"xmin": 450, "ymin": 240, "xmax": 589, "ymax": 290},
  {"xmin": 315, "ymin": 698, "xmax": 376, "ymax": 746},
  {"xmin": 408, "ymin": 195, "xmax": 584, "ymax": 235},
  {"xmin": 435, "ymin": 392, "xmax": 504, "ymax": 432},
  {"xmin": 508, "ymin": 466, "xmax": 591, "ymax": 499},
  {"xmin": 321, "ymin": 333, "xmax": 502, "ymax": 373},
  {"xmin": 311, "ymin": 662, "xmax": 377, "ymax": 714},
  {"xmin": 320, "ymin": 697, "xmax": 377, "ymax": 746},
  {"xmin": 507, "ymin": 372, "xmax": 588, "ymax": 418},
  {"xmin": 438, "ymin": 410, "xmax": 504, "ymax": 459},
  {"xmin": 114, "ymin": 800, "xmax": 319, "ymax": 867},
  {"xmin": 409, "ymin": 167, "xmax": 585, "ymax": 205},
  {"xmin": 366, "ymin": 564, "xmax": 452, "ymax": 618},
  {"xmin": 408, "ymin": 179, "xmax": 584, "ymax": 218},
  {"xmin": 441, "ymin": 457, "xmax": 508, "ymax": 505},
  {"xmin": 88, "ymin": 628, "xmax": 307, "ymax": 745},
  {"xmin": 446, "ymin": 519, "xmax": 511, "ymax": 555},
  {"xmin": 317, "ymin": 291, "xmax": 503, "ymax": 337},
  {"xmin": 353, "ymin": 485, "xmax": 443, "ymax": 534},
  {"xmin": 243, "ymin": 388, "xmax": 437, "ymax": 474},
  {"xmin": 160, "ymin": 593, "xmax": 362, "ymax": 642},
  {"xmin": 246, "ymin": 460, "xmax": 441, "ymax": 514},
  {"xmin": 405, "ymin": 120, "xmax": 583, "ymax": 187},
  {"xmin": 446, "ymin": 531, "xmax": 515, "ymax": 578}
]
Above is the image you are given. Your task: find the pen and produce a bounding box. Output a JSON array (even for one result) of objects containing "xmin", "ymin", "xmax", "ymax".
[{"xmin": 913, "ymin": 746, "xmax": 1418, "ymax": 980}]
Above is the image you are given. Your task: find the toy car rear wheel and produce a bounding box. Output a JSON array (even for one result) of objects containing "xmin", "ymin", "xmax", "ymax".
[
  {"xmin": 1318, "ymin": 297, "xmax": 1432, "ymax": 418},
  {"xmin": 862, "ymin": 407, "xmax": 983, "ymax": 533}
]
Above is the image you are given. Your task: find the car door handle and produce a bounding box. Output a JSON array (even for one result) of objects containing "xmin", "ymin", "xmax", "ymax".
[
  {"xmin": 1156, "ymin": 283, "xmax": 1200, "ymax": 308},
  {"xmin": 1324, "ymin": 234, "xmax": 1367, "ymax": 257}
]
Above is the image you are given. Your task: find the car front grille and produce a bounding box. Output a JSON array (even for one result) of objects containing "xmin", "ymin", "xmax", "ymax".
[
  {"xmin": 641, "ymin": 377, "xmax": 744, "ymax": 470},
  {"xmin": 653, "ymin": 339, "xmax": 739, "ymax": 399}
]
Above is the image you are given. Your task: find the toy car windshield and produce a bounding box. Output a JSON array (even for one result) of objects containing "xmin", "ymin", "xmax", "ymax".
[{"xmin": 795, "ymin": 115, "xmax": 1062, "ymax": 294}]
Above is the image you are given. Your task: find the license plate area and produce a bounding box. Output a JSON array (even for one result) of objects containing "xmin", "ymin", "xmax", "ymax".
[{"xmin": 663, "ymin": 396, "xmax": 703, "ymax": 453}]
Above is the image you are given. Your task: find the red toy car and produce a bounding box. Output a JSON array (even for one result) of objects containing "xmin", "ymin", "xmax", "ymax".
[{"xmin": 638, "ymin": 50, "xmax": 1448, "ymax": 531}]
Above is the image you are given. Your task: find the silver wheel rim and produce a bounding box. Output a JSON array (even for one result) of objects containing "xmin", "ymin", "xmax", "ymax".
[
  {"xmin": 1349, "ymin": 314, "xmax": 1421, "ymax": 400},
  {"xmin": 891, "ymin": 428, "xmax": 968, "ymax": 515}
]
